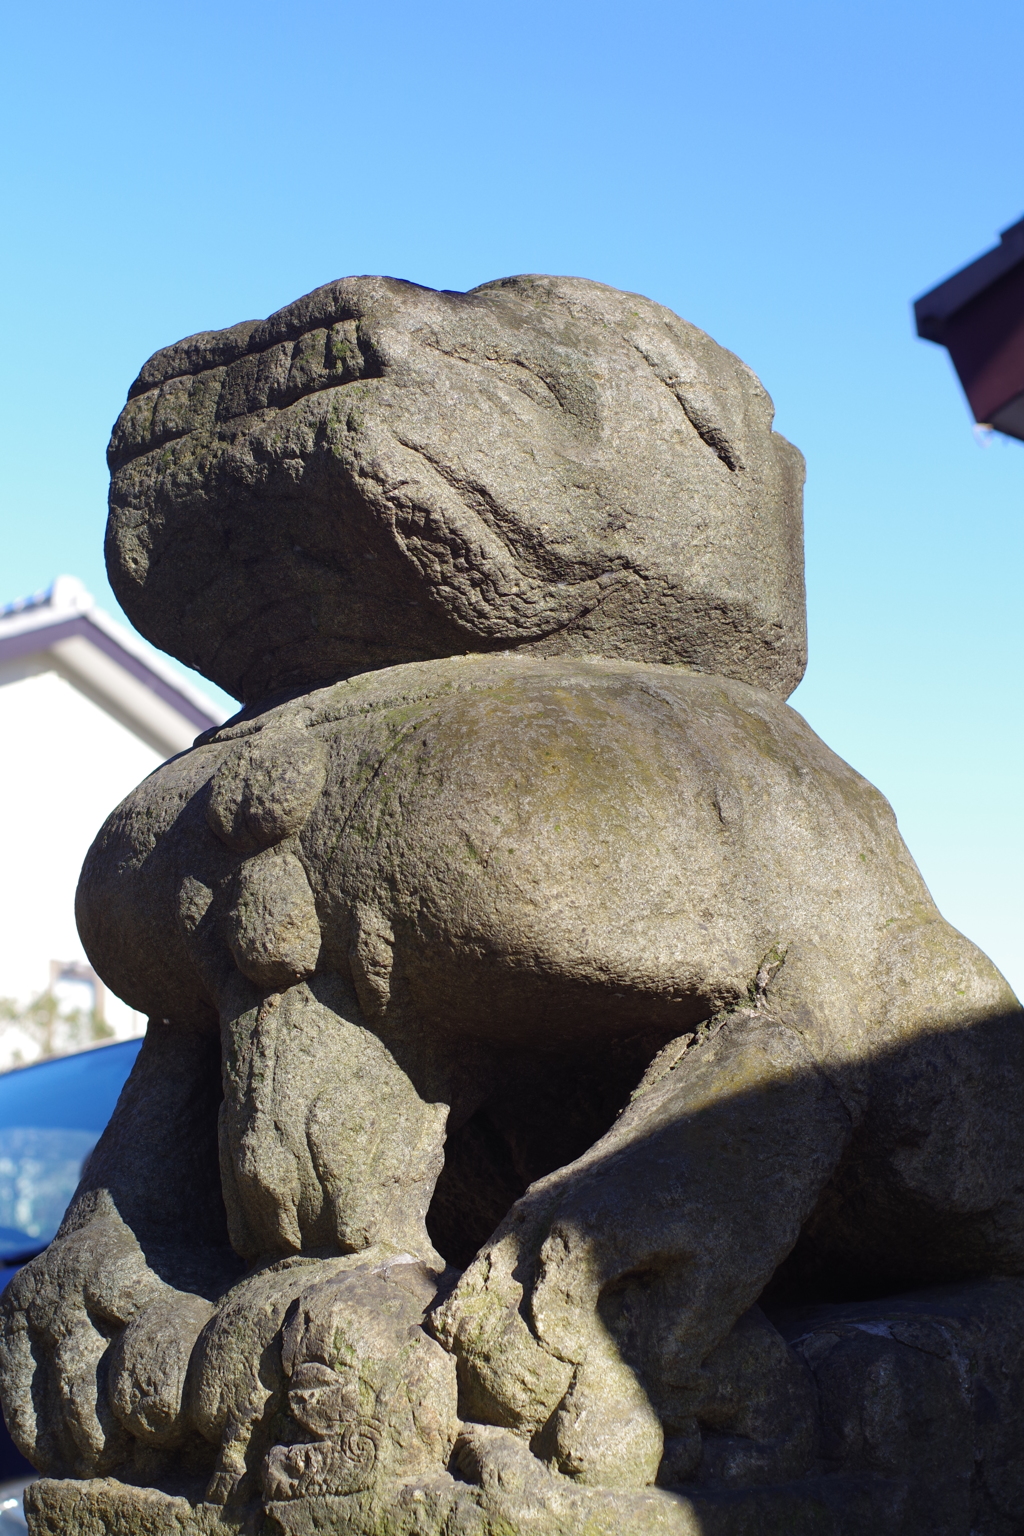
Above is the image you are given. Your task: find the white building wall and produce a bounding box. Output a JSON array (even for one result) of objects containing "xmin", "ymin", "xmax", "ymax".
[{"xmin": 0, "ymin": 658, "xmax": 162, "ymax": 1040}]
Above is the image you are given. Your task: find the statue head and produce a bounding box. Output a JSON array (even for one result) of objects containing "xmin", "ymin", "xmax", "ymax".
[{"xmin": 108, "ymin": 274, "xmax": 805, "ymax": 705}]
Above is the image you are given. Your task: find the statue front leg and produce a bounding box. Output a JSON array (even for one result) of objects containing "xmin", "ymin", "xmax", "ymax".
[
  {"xmin": 218, "ymin": 973, "xmax": 449, "ymax": 1266},
  {"xmin": 190, "ymin": 973, "xmax": 452, "ymax": 1505},
  {"xmin": 434, "ymin": 1008, "xmax": 850, "ymax": 1491}
]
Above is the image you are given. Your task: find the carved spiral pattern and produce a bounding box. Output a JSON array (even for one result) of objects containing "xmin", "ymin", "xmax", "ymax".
[
  {"xmin": 263, "ymin": 1417, "xmax": 386, "ymax": 1502},
  {"xmin": 337, "ymin": 1418, "xmax": 381, "ymax": 1478}
]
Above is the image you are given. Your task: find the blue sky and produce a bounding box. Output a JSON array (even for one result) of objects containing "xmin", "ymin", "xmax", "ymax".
[{"xmin": 2, "ymin": 0, "xmax": 1022, "ymax": 993}]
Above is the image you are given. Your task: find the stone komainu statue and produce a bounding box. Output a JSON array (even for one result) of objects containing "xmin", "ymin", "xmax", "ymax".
[{"xmin": 3, "ymin": 275, "xmax": 1024, "ymax": 1536}]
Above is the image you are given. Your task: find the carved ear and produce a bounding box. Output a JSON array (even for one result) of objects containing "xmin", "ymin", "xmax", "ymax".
[{"xmin": 349, "ymin": 901, "xmax": 395, "ymax": 1018}]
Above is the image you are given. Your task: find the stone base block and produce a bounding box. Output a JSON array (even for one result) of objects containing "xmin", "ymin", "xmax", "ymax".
[{"xmin": 25, "ymin": 1280, "xmax": 1024, "ymax": 1536}]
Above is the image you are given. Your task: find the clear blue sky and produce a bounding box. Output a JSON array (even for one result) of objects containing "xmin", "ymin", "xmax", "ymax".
[{"xmin": 3, "ymin": 0, "xmax": 1021, "ymax": 994}]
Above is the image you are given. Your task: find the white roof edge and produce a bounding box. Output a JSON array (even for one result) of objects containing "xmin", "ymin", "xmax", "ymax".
[
  {"xmin": 0, "ymin": 577, "xmax": 231, "ymax": 728},
  {"xmin": 85, "ymin": 606, "xmax": 231, "ymax": 723}
]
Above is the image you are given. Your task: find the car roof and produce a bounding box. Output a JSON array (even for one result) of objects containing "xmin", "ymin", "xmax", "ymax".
[{"xmin": 0, "ymin": 1039, "xmax": 143, "ymax": 1132}]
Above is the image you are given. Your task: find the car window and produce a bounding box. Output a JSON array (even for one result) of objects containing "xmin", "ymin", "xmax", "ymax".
[{"xmin": 0, "ymin": 1040, "xmax": 143, "ymax": 1259}]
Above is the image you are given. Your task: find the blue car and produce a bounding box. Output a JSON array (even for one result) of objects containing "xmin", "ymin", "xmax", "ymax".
[{"xmin": 0, "ymin": 1040, "xmax": 143, "ymax": 1499}]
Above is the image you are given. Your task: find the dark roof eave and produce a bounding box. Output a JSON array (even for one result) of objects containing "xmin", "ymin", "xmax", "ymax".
[{"xmin": 915, "ymin": 217, "xmax": 1024, "ymax": 343}]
